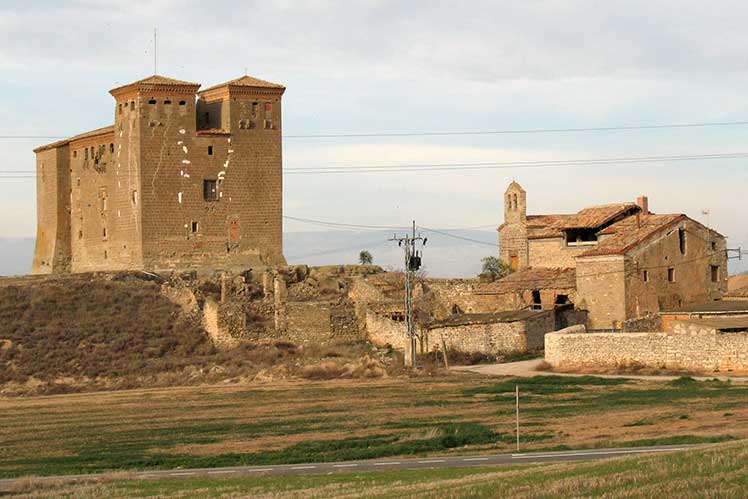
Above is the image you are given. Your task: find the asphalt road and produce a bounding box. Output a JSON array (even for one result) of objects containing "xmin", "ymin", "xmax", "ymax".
[{"xmin": 0, "ymin": 444, "xmax": 701, "ymax": 491}]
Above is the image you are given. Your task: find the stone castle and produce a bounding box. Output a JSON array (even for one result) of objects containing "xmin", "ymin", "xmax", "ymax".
[{"xmin": 32, "ymin": 74, "xmax": 286, "ymax": 274}]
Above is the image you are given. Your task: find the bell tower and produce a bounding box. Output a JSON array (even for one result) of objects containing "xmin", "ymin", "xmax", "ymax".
[
  {"xmin": 504, "ymin": 181, "xmax": 527, "ymax": 224},
  {"xmin": 499, "ymin": 181, "xmax": 529, "ymax": 271}
]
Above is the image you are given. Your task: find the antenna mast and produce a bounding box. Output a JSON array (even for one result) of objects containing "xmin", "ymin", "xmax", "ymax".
[{"xmin": 153, "ymin": 28, "xmax": 157, "ymax": 75}]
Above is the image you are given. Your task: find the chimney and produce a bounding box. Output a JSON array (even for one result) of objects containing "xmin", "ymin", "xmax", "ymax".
[{"xmin": 637, "ymin": 196, "xmax": 649, "ymax": 215}]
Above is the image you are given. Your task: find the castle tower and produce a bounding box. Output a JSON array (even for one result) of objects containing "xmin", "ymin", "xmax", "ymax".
[
  {"xmin": 33, "ymin": 73, "xmax": 286, "ymax": 274},
  {"xmin": 499, "ymin": 181, "xmax": 529, "ymax": 271}
]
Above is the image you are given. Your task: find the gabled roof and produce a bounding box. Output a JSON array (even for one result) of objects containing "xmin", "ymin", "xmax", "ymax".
[
  {"xmin": 578, "ymin": 214, "xmax": 685, "ymax": 257},
  {"xmin": 34, "ymin": 125, "xmax": 114, "ymax": 153},
  {"xmin": 200, "ymin": 75, "xmax": 285, "ymax": 93},
  {"xmin": 522, "ymin": 203, "xmax": 639, "ymax": 239}
]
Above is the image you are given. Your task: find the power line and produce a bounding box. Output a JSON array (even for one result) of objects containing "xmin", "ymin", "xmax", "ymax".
[
  {"xmin": 283, "ymin": 215, "xmax": 408, "ymax": 231},
  {"xmin": 6, "ymin": 119, "xmax": 748, "ymax": 141},
  {"xmin": 282, "ymin": 121, "xmax": 748, "ymax": 138},
  {"xmin": 5, "ymin": 150, "xmax": 748, "ymax": 179},
  {"xmin": 285, "ymin": 215, "xmax": 497, "ymax": 233},
  {"xmin": 418, "ymin": 225, "xmax": 498, "ymax": 247},
  {"xmin": 282, "ymin": 152, "xmax": 748, "ymax": 174}
]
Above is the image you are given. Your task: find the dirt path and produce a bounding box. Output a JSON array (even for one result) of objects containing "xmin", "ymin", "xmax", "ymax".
[{"xmin": 452, "ymin": 358, "xmax": 748, "ymax": 382}]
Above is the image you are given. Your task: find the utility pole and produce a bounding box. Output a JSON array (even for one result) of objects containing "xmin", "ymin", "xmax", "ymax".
[{"xmin": 390, "ymin": 220, "xmax": 427, "ymax": 369}]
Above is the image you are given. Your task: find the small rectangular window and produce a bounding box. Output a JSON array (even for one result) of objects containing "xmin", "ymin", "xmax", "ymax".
[
  {"xmin": 85, "ymin": 148, "xmax": 88, "ymax": 160},
  {"xmin": 73, "ymin": 150, "xmax": 77, "ymax": 158},
  {"xmin": 103, "ymin": 228, "xmax": 107, "ymax": 238},
  {"xmin": 208, "ymin": 146, "xmax": 213, "ymax": 156},
  {"xmin": 118, "ymin": 103, "xmax": 123, "ymax": 115},
  {"xmin": 191, "ymin": 221, "xmax": 199, "ymax": 233},
  {"xmin": 678, "ymin": 228, "xmax": 687, "ymax": 255},
  {"xmin": 148, "ymin": 99, "xmax": 157, "ymax": 105},
  {"xmin": 264, "ymin": 119, "xmax": 272, "ymax": 129},
  {"xmin": 252, "ymin": 102, "xmax": 258, "ymax": 117},
  {"xmin": 110, "ymin": 143, "xmax": 114, "ymax": 154},
  {"xmin": 668, "ymin": 267, "xmax": 675, "ymax": 282},
  {"xmin": 711, "ymin": 241, "xmax": 717, "ymax": 251},
  {"xmin": 179, "ymin": 100, "xmax": 186, "ymax": 106},
  {"xmin": 132, "ymin": 190, "xmax": 138, "ymax": 205},
  {"xmin": 164, "ymin": 100, "xmax": 172, "ymax": 105},
  {"xmin": 642, "ymin": 270, "xmax": 649, "ymax": 282},
  {"xmin": 203, "ymin": 180, "xmax": 218, "ymax": 201},
  {"xmin": 711, "ymin": 265, "xmax": 720, "ymax": 283}
]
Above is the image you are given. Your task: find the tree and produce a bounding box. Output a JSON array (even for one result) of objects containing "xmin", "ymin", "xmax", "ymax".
[
  {"xmin": 479, "ymin": 256, "xmax": 513, "ymax": 282},
  {"xmin": 359, "ymin": 250, "xmax": 373, "ymax": 265}
]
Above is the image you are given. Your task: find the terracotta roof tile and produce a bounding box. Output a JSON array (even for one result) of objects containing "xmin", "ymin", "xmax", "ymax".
[
  {"xmin": 523, "ymin": 204, "xmax": 640, "ymax": 240},
  {"xmin": 478, "ymin": 267, "xmax": 576, "ymax": 294},
  {"xmin": 34, "ymin": 125, "xmax": 114, "ymax": 153},
  {"xmin": 109, "ymin": 74, "xmax": 200, "ymax": 94},
  {"xmin": 200, "ymin": 75, "xmax": 285, "ymax": 93},
  {"xmin": 557, "ymin": 203, "xmax": 639, "ymax": 229},
  {"xmin": 578, "ymin": 214, "xmax": 684, "ymax": 257}
]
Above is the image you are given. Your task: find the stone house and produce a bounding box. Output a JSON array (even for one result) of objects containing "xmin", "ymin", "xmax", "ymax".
[
  {"xmin": 32, "ymin": 74, "xmax": 285, "ymax": 274},
  {"xmin": 498, "ymin": 181, "xmax": 728, "ymax": 330}
]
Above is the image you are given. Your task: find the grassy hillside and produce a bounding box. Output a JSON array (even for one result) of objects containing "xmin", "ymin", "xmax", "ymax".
[
  {"xmin": 0, "ymin": 273, "xmax": 387, "ymax": 395},
  {"xmin": 6, "ymin": 439, "xmax": 748, "ymax": 498},
  {"xmin": 0, "ymin": 274, "xmax": 214, "ymax": 390}
]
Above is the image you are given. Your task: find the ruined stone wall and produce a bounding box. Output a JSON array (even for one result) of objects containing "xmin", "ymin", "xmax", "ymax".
[
  {"xmin": 366, "ymin": 311, "xmax": 409, "ymax": 350},
  {"xmin": 546, "ymin": 322, "xmax": 748, "ymax": 373},
  {"xmin": 528, "ymin": 238, "xmax": 589, "ymax": 269},
  {"xmin": 624, "ymin": 218, "xmax": 728, "ymax": 317},
  {"xmin": 367, "ymin": 310, "xmax": 554, "ymax": 356},
  {"xmin": 202, "ymin": 298, "xmax": 241, "ymax": 348},
  {"xmin": 32, "ymin": 147, "xmax": 71, "ymax": 274},
  {"xmin": 575, "ymin": 255, "xmax": 627, "ymax": 330},
  {"xmin": 278, "ymin": 301, "xmax": 359, "ymax": 345},
  {"xmin": 424, "ymin": 279, "xmax": 516, "ymax": 317}
]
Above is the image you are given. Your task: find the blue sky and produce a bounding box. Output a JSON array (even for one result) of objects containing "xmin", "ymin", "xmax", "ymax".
[{"xmin": 1, "ymin": 0, "xmax": 746, "ymax": 272}]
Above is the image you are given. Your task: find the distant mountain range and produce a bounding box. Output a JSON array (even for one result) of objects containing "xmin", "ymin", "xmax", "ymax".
[{"xmin": 3, "ymin": 230, "xmax": 745, "ymax": 278}]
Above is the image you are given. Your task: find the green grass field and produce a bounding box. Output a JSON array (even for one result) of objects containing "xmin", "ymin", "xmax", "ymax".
[
  {"xmin": 7, "ymin": 440, "xmax": 748, "ymax": 498},
  {"xmin": 1, "ymin": 374, "xmax": 746, "ymax": 479}
]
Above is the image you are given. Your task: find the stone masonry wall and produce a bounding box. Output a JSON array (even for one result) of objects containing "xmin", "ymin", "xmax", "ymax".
[
  {"xmin": 624, "ymin": 218, "xmax": 728, "ymax": 316},
  {"xmin": 546, "ymin": 322, "xmax": 748, "ymax": 373},
  {"xmin": 32, "ymin": 147, "xmax": 71, "ymax": 273},
  {"xmin": 575, "ymin": 255, "xmax": 627, "ymax": 330},
  {"xmin": 366, "ymin": 310, "xmax": 554, "ymax": 356},
  {"xmin": 528, "ymin": 238, "xmax": 589, "ymax": 269}
]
